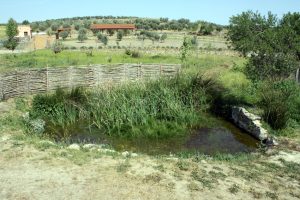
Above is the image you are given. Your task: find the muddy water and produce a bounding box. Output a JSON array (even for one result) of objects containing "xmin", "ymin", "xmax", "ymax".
[{"xmin": 47, "ymin": 119, "xmax": 259, "ymax": 155}]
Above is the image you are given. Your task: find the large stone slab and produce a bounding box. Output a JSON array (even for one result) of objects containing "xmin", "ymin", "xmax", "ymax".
[{"xmin": 231, "ymin": 106, "xmax": 268, "ymax": 141}]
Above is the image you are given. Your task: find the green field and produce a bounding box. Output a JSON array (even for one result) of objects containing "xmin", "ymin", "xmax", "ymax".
[
  {"xmin": 0, "ymin": 26, "xmax": 6, "ymax": 39},
  {"xmin": 62, "ymin": 31, "xmax": 228, "ymax": 50},
  {"xmin": 0, "ymin": 49, "xmax": 241, "ymax": 72}
]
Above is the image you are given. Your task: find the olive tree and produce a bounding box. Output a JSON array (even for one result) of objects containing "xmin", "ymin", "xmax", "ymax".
[
  {"xmin": 227, "ymin": 11, "xmax": 300, "ymax": 81},
  {"xmin": 78, "ymin": 28, "xmax": 87, "ymax": 42},
  {"xmin": 59, "ymin": 31, "xmax": 69, "ymax": 40}
]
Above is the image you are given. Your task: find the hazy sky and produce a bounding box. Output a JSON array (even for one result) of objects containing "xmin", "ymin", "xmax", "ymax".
[{"xmin": 1, "ymin": 0, "xmax": 300, "ymax": 25}]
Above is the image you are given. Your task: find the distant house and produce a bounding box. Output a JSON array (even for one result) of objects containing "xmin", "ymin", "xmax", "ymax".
[
  {"xmin": 17, "ymin": 25, "xmax": 32, "ymax": 39},
  {"xmin": 90, "ymin": 24, "xmax": 136, "ymax": 33}
]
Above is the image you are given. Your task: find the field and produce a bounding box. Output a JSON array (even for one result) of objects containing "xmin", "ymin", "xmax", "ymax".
[
  {"xmin": 0, "ymin": 26, "xmax": 5, "ymax": 39},
  {"xmin": 0, "ymin": 48, "xmax": 238, "ymax": 72},
  {"xmin": 62, "ymin": 31, "xmax": 228, "ymax": 50}
]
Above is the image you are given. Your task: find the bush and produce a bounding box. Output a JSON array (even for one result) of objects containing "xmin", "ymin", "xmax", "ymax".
[
  {"xmin": 52, "ymin": 41, "xmax": 63, "ymax": 54},
  {"xmin": 258, "ymin": 80, "xmax": 300, "ymax": 130},
  {"xmin": 124, "ymin": 49, "xmax": 142, "ymax": 58}
]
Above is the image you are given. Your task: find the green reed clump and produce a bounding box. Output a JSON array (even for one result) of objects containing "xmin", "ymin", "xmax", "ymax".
[
  {"xmin": 30, "ymin": 87, "xmax": 88, "ymax": 129},
  {"xmin": 30, "ymin": 74, "xmax": 220, "ymax": 138}
]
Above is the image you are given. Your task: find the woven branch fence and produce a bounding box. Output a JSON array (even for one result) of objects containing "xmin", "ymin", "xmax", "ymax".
[{"xmin": 0, "ymin": 63, "xmax": 181, "ymax": 100}]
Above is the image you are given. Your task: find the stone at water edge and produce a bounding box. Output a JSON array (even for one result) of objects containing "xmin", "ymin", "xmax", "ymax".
[
  {"xmin": 122, "ymin": 151, "xmax": 130, "ymax": 157},
  {"xmin": 82, "ymin": 144, "xmax": 98, "ymax": 149},
  {"xmin": 231, "ymin": 106, "xmax": 278, "ymax": 145},
  {"xmin": 68, "ymin": 143, "xmax": 80, "ymax": 150},
  {"xmin": 131, "ymin": 153, "xmax": 138, "ymax": 157}
]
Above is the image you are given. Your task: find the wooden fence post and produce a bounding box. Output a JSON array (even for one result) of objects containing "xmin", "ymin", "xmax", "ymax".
[
  {"xmin": 46, "ymin": 66, "xmax": 49, "ymax": 91},
  {"xmin": 160, "ymin": 65, "xmax": 162, "ymax": 77},
  {"xmin": 15, "ymin": 69, "xmax": 18, "ymax": 98}
]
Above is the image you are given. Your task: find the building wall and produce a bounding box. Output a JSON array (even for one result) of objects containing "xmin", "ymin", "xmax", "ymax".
[{"xmin": 17, "ymin": 25, "xmax": 32, "ymax": 38}]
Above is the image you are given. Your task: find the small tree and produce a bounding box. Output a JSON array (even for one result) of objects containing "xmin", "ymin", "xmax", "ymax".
[
  {"xmin": 191, "ymin": 36, "xmax": 198, "ymax": 48},
  {"xmin": 59, "ymin": 31, "xmax": 69, "ymax": 40},
  {"xmin": 51, "ymin": 23, "xmax": 59, "ymax": 32},
  {"xmin": 78, "ymin": 28, "xmax": 87, "ymax": 42},
  {"xmin": 101, "ymin": 35, "xmax": 108, "ymax": 46},
  {"xmin": 96, "ymin": 32, "xmax": 103, "ymax": 41},
  {"xmin": 6, "ymin": 18, "xmax": 18, "ymax": 39},
  {"xmin": 4, "ymin": 18, "xmax": 19, "ymax": 51},
  {"xmin": 22, "ymin": 20, "xmax": 30, "ymax": 25},
  {"xmin": 74, "ymin": 23, "xmax": 82, "ymax": 31},
  {"xmin": 52, "ymin": 40, "xmax": 63, "ymax": 54},
  {"xmin": 160, "ymin": 33, "xmax": 167, "ymax": 43},
  {"xmin": 180, "ymin": 37, "xmax": 192, "ymax": 62},
  {"xmin": 107, "ymin": 29, "xmax": 115, "ymax": 36},
  {"xmin": 117, "ymin": 30, "xmax": 123, "ymax": 41}
]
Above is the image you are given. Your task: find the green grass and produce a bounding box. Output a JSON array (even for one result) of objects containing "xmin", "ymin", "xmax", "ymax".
[
  {"xmin": 0, "ymin": 49, "xmax": 180, "ymax": 72},
  {"xmin": 0, "ymin": 49, "xmax": 243, "ymax": 73}
]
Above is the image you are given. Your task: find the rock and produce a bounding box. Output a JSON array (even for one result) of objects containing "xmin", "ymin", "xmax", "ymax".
[
  {"xmin": 83, "ymin": 144, "xmax": 98, "ymax": 149},
  {"xmin": 122, "ymin": 151, "xmax": 130, "ymax": 157},
  {"xmin": 0, "ymin": 135, "xmax": 11, "ymax": 142},
  {"xmin": 39, "ymin": 140, "xmax": 55, "ymax": 146},
  {"xmin": 98, "ymin": 148, "xmax": 116, "ymax": 153},
  {"xmin": 131, "ymin": 153, "xmax": 138, "ymax": 157},
  {"xmin": 232, "ymin": 106, "xmax": 269, "ymax": 141},
  {"xmin": 264, "ymin": 137, "xmax": 279, "ymax": 146},
  {"xmin": 200, "ymin": 160, "xmax": 207, "ymax": 164},
  {"xmin": 68, "ymin": 143, "xmax": 80, "ymax": 150},
  {"xmin": 29, "ymin": 118, "xmax": 46, "ymax": 134}
]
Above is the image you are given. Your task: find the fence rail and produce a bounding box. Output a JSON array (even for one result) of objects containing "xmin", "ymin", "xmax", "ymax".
[{"xmin": 0, "ymin": 64, "xmax": 181, "ymax": 100}]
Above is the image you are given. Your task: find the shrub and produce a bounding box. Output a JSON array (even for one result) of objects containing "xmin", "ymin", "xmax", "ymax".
[
  {"xmin": 59, "ymin": 31, "xmax": 69, "ymax": 40},
  {"xmin": 131, "ymin": 50, "xmax": 141, "ymax": 58},
  {"xmin": 78, "ymin": 28, "xmax": 87, "ymax": 42},
  {"xmin": 52, "ymin": 41, "xmax": 63, "ymax": 54},
  {"xmin": 124, "ymin": 49, "xmax": 142, "ymax": 58},
  {"xmin": 258, "ymin": 80, "xmax": 300, "ymax": 130}
]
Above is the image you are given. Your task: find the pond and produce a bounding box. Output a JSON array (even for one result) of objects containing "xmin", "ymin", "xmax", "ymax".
[{"xmin": 46, "ymin": 119, "xmax": 259, "ymax": 156}]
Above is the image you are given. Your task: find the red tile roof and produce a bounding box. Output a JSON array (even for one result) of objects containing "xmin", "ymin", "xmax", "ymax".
[{"xmin": 90, "ymin": 24, "xmax": 136, "ymax": 30}]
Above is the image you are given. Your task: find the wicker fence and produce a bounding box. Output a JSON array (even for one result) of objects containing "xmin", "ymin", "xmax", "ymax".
[{"xmin": 0, "ymin": 63, "xmax": 181, "ymax": 100}]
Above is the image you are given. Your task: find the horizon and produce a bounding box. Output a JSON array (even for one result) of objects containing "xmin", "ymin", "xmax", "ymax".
[{"xmin": 1, "ymin": 0, "xmax": 300, "ymax": 25}]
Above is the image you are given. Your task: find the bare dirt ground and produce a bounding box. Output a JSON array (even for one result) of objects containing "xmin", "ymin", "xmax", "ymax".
[{"xmin": 0, "ymin": 99, "xmax": 300, "ymax": 200}]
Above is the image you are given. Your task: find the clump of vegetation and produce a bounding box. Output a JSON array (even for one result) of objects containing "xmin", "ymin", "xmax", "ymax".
[
  {"xmin": 52, "ymin": 41, "xmax": 63, "ymax": 54},
  {"xmin": 97, "ymin": 33, "xmax": 108, "ymax": 46},
  {"xmin": 59, "ymin": 31, "xmax": 69, "ymax": 40},
  {"xmin": 259, "ymin": 80, "xmax": 300, "ymax": 130},
  {"xmin": 78, "ymin": 28, "xmax": 87, "ymax": 42},
  {"xmin": 227, "ymin": 11, "xmax": 300, "ymax": 81},
  {"xmin": 3, "ymin": 18, "xmax": 19, "ymax": 51},
  {"xmin": 124, "ymin": 49, "xmax": 141, "ymax": 58},
  {"xmin": 29, "ymin": 74, "xmax": 221, "ymax": 139}
]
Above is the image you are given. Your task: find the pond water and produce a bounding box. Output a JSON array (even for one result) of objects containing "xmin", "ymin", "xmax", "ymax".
[{"xmin": 47, "ymin": 119, "xmax": 259, "ymax": 155}]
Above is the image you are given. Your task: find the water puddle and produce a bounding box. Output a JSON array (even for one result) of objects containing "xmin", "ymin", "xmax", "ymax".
[{"xmin": 47, "ymin": 119, "xmax": 259, "ymax": 155}]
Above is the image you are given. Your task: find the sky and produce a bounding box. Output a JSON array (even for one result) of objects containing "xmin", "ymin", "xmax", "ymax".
[{"xmin": 1, "ymin": 0, "xmax": 300, "ymax": 25}]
